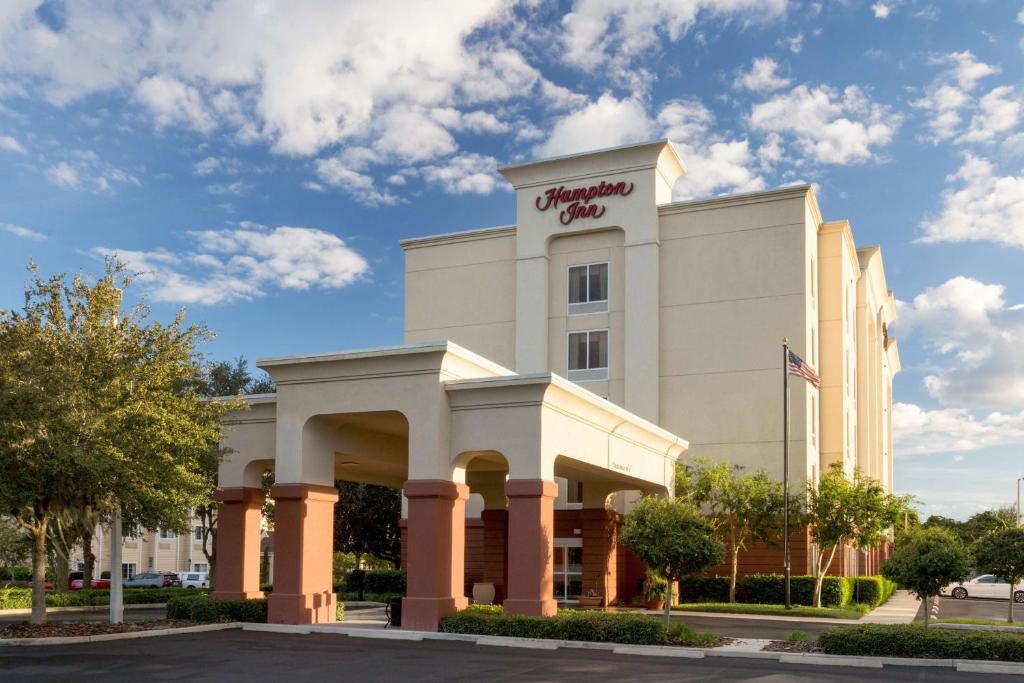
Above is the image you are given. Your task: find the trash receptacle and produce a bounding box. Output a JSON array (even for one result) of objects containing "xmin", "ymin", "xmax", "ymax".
[{"xmin": 386, "ymin": 596, "xmax": 402, "ymax": 627}]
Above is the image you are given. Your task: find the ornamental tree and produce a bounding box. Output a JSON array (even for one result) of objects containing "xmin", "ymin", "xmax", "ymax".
[
  {"xmin": 333, "ymin": 481, "xmax": 402, "ymax": 569},
  {"xmin": 619, "ymin": 496, "xmax": 724, "ymax": 629},
  {"xmin": 881, "ymin": 527, "xmax": 971, "ymax": 626},
  {"xmin": 973, "ymin": 528, "xmax": 1024, "ymax": 623},
  {"xmin": 805, "ymin": 463, "xmax": 905, "ymax": 607},
  {"xmin": 0, "ymin": 260, "xmax": 233, "ymax": 623},
  {"xmin": 676, "ymin": 458, "xmax": 797, "ymax": 603}
]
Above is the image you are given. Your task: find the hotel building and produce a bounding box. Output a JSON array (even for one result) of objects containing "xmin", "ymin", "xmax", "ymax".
[{"xmin": 213, "ymin": 140, "xmax": 899, "ymax": 628}]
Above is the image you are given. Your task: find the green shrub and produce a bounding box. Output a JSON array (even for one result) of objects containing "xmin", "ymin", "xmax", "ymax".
[
  {"xmin": 786, "ymin": 630, "xmax": 809, "ymax": 642},
  {"xmin": 741, "ymin": 574, "xmax": 853, "ymax": 607},
  {"xmin": 667, "ymin": 622, "xmax": 718, "ymax": 647},
  {"xmin": 164, "ymin": 595, "xmax": 268, "ymax": 623},
  {"xmin": 677, "ymin": 576, "xmax": 731, "ymax": 603},
  {"xmin": 440, "ymin": 608, "xmax": 665, "ymax": 645},
  {"xmin": 852, "ymin": 577, "xmax": 896, "ymax": 607},
  {"xmin": 0, "ymin": 587, "xmax": 216, "ymax": 611},
  {"xmin": 819, "ymin": 624, "xmax": 1024, "ymax": 661},
  {"xmin": 364, "ymin": 569, "xmax": 406, "ymax": 595},
  {"xmin": 0, "ymin": 588, "xmax": 30, "ymax": 609},
  {"xmin": 336, "ymin": 601, "xmax": 345, "ymax": 622},
  {"xmin": 464, "ymin": 603, "xmax": 504, "ymax": 615}
]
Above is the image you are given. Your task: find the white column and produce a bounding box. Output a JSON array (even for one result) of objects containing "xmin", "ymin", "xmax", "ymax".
[
  {"xmin": 109, "ymin": 510, "xmax": 123, "ymax": 624},
  {"xmin": 624, "ymin": 241, "xmax": 660, "ymax": 422},
  {"xmin": 515, "ymin": 255, "xmax": 549, "ymax": 373}
]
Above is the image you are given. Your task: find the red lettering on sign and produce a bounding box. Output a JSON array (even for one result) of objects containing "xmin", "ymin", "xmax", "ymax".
[{"xmin": 534, "ymin": 180, "xmax": 634, "ymax": 225}]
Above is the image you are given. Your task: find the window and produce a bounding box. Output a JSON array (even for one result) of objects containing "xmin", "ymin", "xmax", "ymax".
[
  {"xmin": 553, "ymin": 539, "xmax": 583, "ymax": 601},
  {"xmin": 194, "ymin": 526, "xmax": 204, "ymax": 541},
  {"xmin": 159, "ymin": 528, "xmax": 175, "ymax": 539},
  {"xmin": 123, "ymin": 524, "xmax": 140, "ymax": 539},
  {"xmin": 567, "ymin": 330, "xmax": 608, "ymax": 381},
  {"xmin": 568, "ymin": 263, "xmax": 608, "ymax": 314},
  {"xmin": 193, "ymin": 563, "xmax": 209, "ymax": 573},
  {"xmin": 566, "ymin": 479, "xmax": 583, "ymax": 507},
  {"xmin": 122, "ymin": 563, "xmax": 137, "ymax": 579}
]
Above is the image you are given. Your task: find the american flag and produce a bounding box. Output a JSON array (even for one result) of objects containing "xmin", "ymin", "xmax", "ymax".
[{"xmin": 787, "ymin": 350, "xmax": 820, "ymax": 389}]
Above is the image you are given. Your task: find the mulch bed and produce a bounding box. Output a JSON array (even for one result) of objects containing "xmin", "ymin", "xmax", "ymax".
[
  {"xmin": 0, "ymin": 619, "xmax": 195, "ymax": 639},
  {"xmin": 666, "ymin": 636, "xmax": 735, "ymax": 648},
  {"xmin": 762, "ymin": 640, "xmax": 821, "ymax": 653}
]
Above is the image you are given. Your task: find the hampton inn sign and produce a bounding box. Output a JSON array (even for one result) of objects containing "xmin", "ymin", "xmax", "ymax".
[{"xmin": 535, "ymin": 180, "xmax": 635, "ymax": 225}]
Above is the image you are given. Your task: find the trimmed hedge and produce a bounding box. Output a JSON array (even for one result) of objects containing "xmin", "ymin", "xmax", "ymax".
[
  {"xmin": 852, "ymin": 576, "xmax": 897, "ymax": 608},
  {"xmin": 166, "ymin": 594, "xmax": 268, "ymax": 623},
  {"xmin": 677, "ymin": 576, "xmax": 731, "ymax": 603},
  {"xmin": 0, "ymin": 587, "xmax": 211, "ymax": 610},
  {"xmin": 819, "ymin": 624, "xmax": 1024, "ymax": 661},
  {"xmin": 742, "ymin": 575, "xmax": 852, "ymax": 607},
  {"xmin": 344, "ymin": 569, "xmax": 405, "ymax": 595},
  {"xmin": 440, "ymin": 605, "xmax": 665, "ymax": 645}
]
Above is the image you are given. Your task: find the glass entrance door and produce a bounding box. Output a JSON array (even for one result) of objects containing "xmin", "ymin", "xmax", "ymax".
[{"xmin": 553, "ymin": 540, "xmax": 583, "ymax": 602}]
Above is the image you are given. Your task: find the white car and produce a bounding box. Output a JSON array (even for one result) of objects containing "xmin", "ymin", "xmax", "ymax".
[
  {"xmin": 948, "ymin": 574, "xmax": 1024, "ymax": 602},
  {"xmin": 180, "ymin": 571, "xmax": 209, "ymax": 589}
]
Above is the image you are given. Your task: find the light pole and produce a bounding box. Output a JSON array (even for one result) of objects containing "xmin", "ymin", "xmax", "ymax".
[{"xmin": 1017, "ymin": 476, "xmax": 1023, "ymax": 528}]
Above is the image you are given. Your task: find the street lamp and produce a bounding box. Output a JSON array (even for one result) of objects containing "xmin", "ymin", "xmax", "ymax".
[{"xmin": 1017, "ymin": 476, "xmax": 1024, "ymax": 528}]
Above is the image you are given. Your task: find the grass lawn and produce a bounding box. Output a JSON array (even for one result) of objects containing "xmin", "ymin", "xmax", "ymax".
[
  {"xmin": 671, "ymin": 602, "xmax": 866, "ymax": 620},
  {"xmin": 935, "ymin": 618, "xmax": 1016, "ymax": 626}
]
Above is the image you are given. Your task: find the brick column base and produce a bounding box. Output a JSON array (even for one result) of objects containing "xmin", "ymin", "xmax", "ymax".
[
  {"xmin": 212, "ymin": 487, "xmax": 266, "ymax": 600},
  {"xmin": 267, "ymin": 483, "xmax": 338, "ymax": 624},
  {"xmin": 503, "ymin": 479, "xmax": 557, "ymax": 617},
  {"xmin": 581, "ymin": 508, "xmax": 619, "ymax": 606}
]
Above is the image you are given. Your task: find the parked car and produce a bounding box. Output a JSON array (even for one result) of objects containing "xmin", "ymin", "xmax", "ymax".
[
  {"xmin": 123, "ymin": 572, "xmax": 181, "ymax": 588},
  {"xmin": 947, "ymin": 574, "xmax": 1024, "ymax": 602},
  {"xmin": 180, "ymin": 572, "xmax": 209, "ymax": 589},
  {"xmin": 69, "ymin": 577, "xmax": 112, "ymax": 590}
]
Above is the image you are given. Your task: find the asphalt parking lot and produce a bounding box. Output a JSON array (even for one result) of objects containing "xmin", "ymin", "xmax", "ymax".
[
  {"xmin": 0, "ymin": 629, "xmax": 1013, "ymax": 683},
  {"xmin": 934, "ymin": 596, "xmax": 1022, "ymax": 622}
]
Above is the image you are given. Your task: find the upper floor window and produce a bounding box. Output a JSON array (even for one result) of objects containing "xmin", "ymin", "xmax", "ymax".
[
  {"xmin": 159, "ymin": 528, "xmax": 175, "ymax": 539},
  {"xmin": 193, "ymin": 526, "xmax": 204, "ymax": 541},
  {"xmin": 567, "ymin": 329, "xmax": 608, "ymax": 381},
  {"xmin": 568, "ymin": 263, "xmax": 608, "ymax": 315}
]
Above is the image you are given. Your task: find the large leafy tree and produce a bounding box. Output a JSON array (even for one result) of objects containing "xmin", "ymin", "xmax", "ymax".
[
  {"xmin": 882, "ymin": 527, "xmax": 971, "ymax": 626},
  {"xmin": 620, "ymin": 496, "xmax": 724, "ymax": 629},
  {"xmin": 922, "ymin": 507, "xmax": 1015, "ymax": 547},
  {"xmin": 973, "ymin": 528, "xmax": 1024, "ymax": 623},
  {"xmin": 677, "ymin": 458, "xmax": 797, "ymax": 603},
  {"xmin": 0, "ymin": 260, "xmax": 232, "ymax": 623},
  {"xmin": 333, "ymin": 481, "xmax": 402, "ymax": 568},
  {"xmin": 805, "ymin": 463, "xmax": 905, "ymax": 607},
  {"xmin": 191, "ymin": 357, "xmax": 274, "ymax": 586}
]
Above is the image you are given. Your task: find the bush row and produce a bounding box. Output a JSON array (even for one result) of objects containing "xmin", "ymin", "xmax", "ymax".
[
  {"xmin": 343, "ymin": 569, "xmax": 406, "ymax": 595},
  {"xmin": 675, "ymin": 575, "xmax": 895, "ymax": 608},
  {"xmin": 440, "ymin": 605, "xmax": 665, "ymax": 645},
  {"xmin": 819, "ymin": 624, "xmax": 1024, "ymax": 661},
  {"xmin": 166, "ymin": 595, "xmax": 268, "ymax": 623},
  {"xmin": 0, "ymin": 587, "xmax": 210, "ymax": 610}
]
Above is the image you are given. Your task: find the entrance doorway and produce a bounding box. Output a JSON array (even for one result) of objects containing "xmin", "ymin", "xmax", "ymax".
[{"xmin": 553, "ymin": 538, "xmax": 582, "ymax": 602}]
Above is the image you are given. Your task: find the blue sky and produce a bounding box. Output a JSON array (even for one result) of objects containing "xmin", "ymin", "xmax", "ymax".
[{"xmin": 1, "ymin": 0, "xmax": 1023, "ymax": 520}]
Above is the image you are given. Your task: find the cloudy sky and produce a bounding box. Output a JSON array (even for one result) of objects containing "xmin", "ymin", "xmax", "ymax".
[{"xmin": 1, "ymin": 0, "xmax": 1023, "ymax": 520}]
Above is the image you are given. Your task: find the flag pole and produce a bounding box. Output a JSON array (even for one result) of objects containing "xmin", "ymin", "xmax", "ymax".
[{"xmin": 783, "ymin": 337, "xmax": 791, "ymax": 610}]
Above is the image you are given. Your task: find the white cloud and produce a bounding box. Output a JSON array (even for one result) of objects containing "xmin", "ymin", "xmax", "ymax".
[
  {"xmin": 896, "ymin": 275, "xmax": 1024, "ymax": 408},
  {"xmin": 912, "ymin": 51, "xmax": 999, "ymax": 142},
  {"xmin": 959, "ymin": 86, "xmax": 1022, "ymax": 144},
  {"xmin": 46, "ymin": 161, "xmax": 79, "ymax": 188},
  {"xmin": 315, "ymin": 158, "xmax": 400, "ymax": 206},
  {"xmin": 193, "ymin": 156, "xmax": 242, "ymax": 176},
  {"xmin": 919, "ymin": 155, "xmax": 1024, "ymax": 247},
  {"xmin": 779, "ymin": 33, "xmax": 804, "ymax": 54},
  {"xmin": 420, "ymin": 153, "xmax": 505, "ymax": 195},
  {"xmin": 871, "ymin": 3, "xmax": 893, "ymax": 19},
  {"xmin": 894, "ymin": 403, "xmax": 1024, "ymax": 455},
  {"xmin": 135, "ymin": 75, "xmax": 216, "ymax": 133},
  {"xmin": 207, "ymin": 180, "xmax": 246, "ymax": 196},
  {"xmin": 749, "ymin": 84, "xmax": 901, "ymax": 165},
  {"xmin": 534, "ymin": 93, "xmax": 655, "ymax": 158},
  {"xmin": 2, "ymin": 222, "xmax": 46, "ymax": 240},
  {"xmin": 558, "ymin": 0, "xmax": 787, "ymax": 73},
  {"xmin": 93, "ymin": 224, "xmax": 369, "ymax": 305},
  {"xmin": 733, "ymin": 57, "xmax": 791, "ymax": 93},
  {"xmin": 658, "ymin": 98, "xmax": 766, "ymax": 199},
  {"xmin": 0, "ymin": 135, "xmax": 26, "ymax": 154}
]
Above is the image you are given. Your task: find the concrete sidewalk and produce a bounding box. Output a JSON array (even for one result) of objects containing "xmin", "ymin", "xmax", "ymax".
[{"xmin": 861, "ymin": 590, "xmax": 922, "ymax": 624}]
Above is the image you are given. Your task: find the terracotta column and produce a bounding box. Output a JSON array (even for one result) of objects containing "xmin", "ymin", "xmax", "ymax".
[
  {"xmin": 581, "ymin": 508, "xmax": 619, "ymax": 606},
  {"xmin": 402, "ymin": 480, "xmax": 469, "ymax": 631},
  {"xmin": 212, "ymin": 487, "xmax": 266, "ymax": 600},
  {"xmin": 480, "ymin": 509, "xmax": 508, "ymax": 604},
  {"xmin": 267, "ymin": 483, "xmax": 338, "ymax": 624},
  {"xmin": 504, "ymin": 479, "xmax": 557, "ymax": 617}
]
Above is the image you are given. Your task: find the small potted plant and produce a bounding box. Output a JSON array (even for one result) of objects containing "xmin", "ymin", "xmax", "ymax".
[
  {"xmin": 642, "ymin": 570, "xmax": 667, "ymax": 610},
  {"xmin": 578, "ymin": 588, "xmax": 603, "ymax": 607}
]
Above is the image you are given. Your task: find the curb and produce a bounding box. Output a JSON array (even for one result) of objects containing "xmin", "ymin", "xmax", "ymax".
[
  {"xmin": 0, "ymin": 622, "xmax": 239, "ymax": 646},
  {"xmin": 0, "ymin": 603, "xmax": 167, "ymax": 616},
  {"xmin": 935, "ymin": 622, "xmax": 1024, "ymax": 635},
  {"xmin": 664, "ymin": 609, "xmax": 861, "ymax": 625}
]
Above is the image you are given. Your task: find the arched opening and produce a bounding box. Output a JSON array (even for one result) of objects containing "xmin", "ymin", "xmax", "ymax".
[{"xmin": 454, "ymin": 450, "xmax": 509, "ymax": 604}]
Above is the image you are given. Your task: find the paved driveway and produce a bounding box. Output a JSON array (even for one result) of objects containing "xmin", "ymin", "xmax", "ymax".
[
  {"xmin": 0, "ymin": 630, "xmax": 1010, "ymax": 682},
  {"xmin": 935, "ymin": 596, "xmax": 1022, "ymax": 623}
]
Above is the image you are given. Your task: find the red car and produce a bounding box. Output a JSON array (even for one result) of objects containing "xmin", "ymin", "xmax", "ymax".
[{"xmin": 69, "ymin": 578, "xmax": 111, "ymax": 590}]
